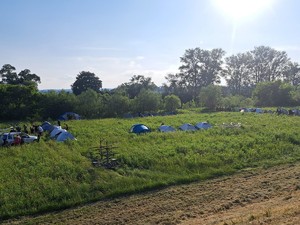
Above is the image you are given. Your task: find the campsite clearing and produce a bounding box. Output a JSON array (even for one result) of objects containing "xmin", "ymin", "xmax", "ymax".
[{"xmin": 5, "ymin": 162, "xmax": 300, "ymax": 224}]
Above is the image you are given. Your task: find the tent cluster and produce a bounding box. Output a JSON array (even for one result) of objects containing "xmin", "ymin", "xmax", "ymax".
[
  {"xmin": 130, "ymin": 122, "xmax": 212, "ymax": 134},
  {"xmin": 41, "ymin": 122, "xmax": 76, "ymax": 142}
]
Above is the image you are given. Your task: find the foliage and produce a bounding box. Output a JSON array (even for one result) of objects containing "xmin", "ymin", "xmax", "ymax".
[
  {"xmin": 71, "ymin": 71, "xmax": 102, "ymax": 96},
  {"xmin": 252, "ymin": 81, "xmax": 293, "ymax": 107},
  {"xmin": 134, "ymin": 90, "xmax": 161, "ymax": 113},
  {"xmin": 1, "ymin": 111, "xmax": 300, "ymax": 220},
  {"xmin": 164, "ymin": 94, "xmax": 181, "ymax": 112},
  {"xmin": 115, "ymin": 75, "xmax": 157, "ymax": 99},
  {"xmin": 199, "ymin": 85, "xmax": 222, "ymax": 110},
  {"xmin": 0, "ymin": 64, "xmax": 41, "ymax": 87}
]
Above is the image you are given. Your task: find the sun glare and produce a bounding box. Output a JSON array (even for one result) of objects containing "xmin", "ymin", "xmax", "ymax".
[{"xmin": 214, "ymin": 0, "xmax": 273, "ymax": 21}]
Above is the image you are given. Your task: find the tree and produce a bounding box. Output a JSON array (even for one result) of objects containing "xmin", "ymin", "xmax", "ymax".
[
  {"xmin": 75, "ymin": 89, "xmax": 102, "ymax": 118},
  {"xmin": 252, "ymin": 81, "xmax": 293, "ymax": 107},
  {"xmin": 164, "ymin": 94, "xmax": 181, "ymax": 112},
  {"xmin": 250, "ymin": 46, "xmax": 290, "ymax": 84},
  {"xmin": 165, "ymin": 48, "xmax": 225, "ymax": 101},
  {"xmin": 134, "ymin": 90, "xmax": 161, "ymax": 113},
  {"xmin": 116, "ymin": 75, "xmax": 157, "ymax": 99},
  {"xmin": 0, "ymin": 64, "xmax": 18, "ymax": 84},
  {"xmin": 105, "ymin": 93, "xmax": 131, "ymax": 117},
  {"xmin": 198, "ymin": 85, "xmax": 222, "ymax": 110},
  {"xmin": 71, "ymin": 71, "xmax": 102, "ymax": 95},
  {"xmin": 283, "ymin": 62, "xmax": 300, "ymax": 86},
  {"xmin": 224, "ymin": 52, "xmax": 253, "ymax": 97},
  {"xmin": 0, "ymin": 64, "xmax": 41, "ymax": 87}
]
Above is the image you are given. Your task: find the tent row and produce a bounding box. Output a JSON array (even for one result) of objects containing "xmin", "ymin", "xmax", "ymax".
[
  {"xmin": 41, "ymin": 122, "xmax": 76, "ymax": 142},
  {"xmin": 130, "ymin": 122, "xmax": 212, "ymax": 134}
]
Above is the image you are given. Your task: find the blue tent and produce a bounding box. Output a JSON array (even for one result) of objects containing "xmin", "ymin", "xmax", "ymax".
[
  {"xmin": 41, "ymin": 121, "xmax": 54, "ymax": 132},
  {"xmin": 130, "ymin": 124, "xmax": 150, "ymax": 134},
  {"xmin": 195, "ymin": 122, "xmax": 212, "ymax": 130},
  {"xmin": 58, "ymin": 112, "xmax": 81, "ymax": 121},
  {"xmin": 158, "ymin": 125, "xmax": 176, "ymax": 132}
]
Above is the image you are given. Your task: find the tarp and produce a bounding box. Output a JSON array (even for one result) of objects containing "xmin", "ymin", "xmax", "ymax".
[
  {"xmin": 158, "ymin": 125, "xmax": 176, "ymax": 132},
  {"xmin": 58, "ymin": 112, "xmax": 81, "ymax": 121},
  {"xmin": 130, "ymin": 124, "xmax": 150, "ymax": 134},
  {"xmin": 56, "ymin": 131, "xmax": 76, "ymax": 142},
  {"xmin": 195, "ymin": 122, "xmax": 212, "ymax": 130},
  {"xmin": 179, "ymin": 123, "xmax": 197, "ymax": 131}
]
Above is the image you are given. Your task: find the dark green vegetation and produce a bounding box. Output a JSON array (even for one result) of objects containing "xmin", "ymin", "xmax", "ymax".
[
  {"xmin": 1, "ymin": 111, "xmax": 300, "ymax": 220},
  {"xmin": 2, "ymin": 45, "xmax": 300, "ymax": 121}
]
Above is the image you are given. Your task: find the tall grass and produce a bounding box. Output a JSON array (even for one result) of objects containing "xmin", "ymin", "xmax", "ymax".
[{"xmin": 0, "ymin": 110, "xmax": 300, "ymax": 219}]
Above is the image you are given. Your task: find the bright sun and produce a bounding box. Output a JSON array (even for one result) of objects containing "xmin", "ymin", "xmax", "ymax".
[{"xmin": 214, "ymin": 0, "xmax": 273, "ymax": 21}]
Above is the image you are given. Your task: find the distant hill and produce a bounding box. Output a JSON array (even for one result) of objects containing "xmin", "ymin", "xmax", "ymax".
[{"xmin": 39, "ymin": 89, "xmax": 72, "ymax": 93}]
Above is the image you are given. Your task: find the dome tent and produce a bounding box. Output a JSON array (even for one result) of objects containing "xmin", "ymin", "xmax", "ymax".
[
  {"xmin": 41, "ymin": 121, "xmax": 54, "ymax": 132},
  {"xmin": 179, "ymin": 123, "xmax": 197, "ymax": 131},
  {"xmin": 195, "ymin": 122, "xmax": 212, "ymax": 130},
  {"xmin": 56, "ymin": 131, "xmax": 76, "ymax": 142},
  {"xmin": 130, "ymin": 124, "xmax": 150, "ymax": 134},
  {"xmin": 158, "ymin": 125, "xmax": 176, "ymax": 132}
]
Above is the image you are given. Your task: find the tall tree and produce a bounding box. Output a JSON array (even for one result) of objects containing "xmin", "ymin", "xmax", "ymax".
[
  {"xmin": 0, "ymin": 64, "xmax": 18, "ymax": 84},
  {"xmin": 224, "ymin": 52, "xmax": 253, "ymax": 97},
  {"xmin": 174, "ymin": 48, "xmax": 225, "ymax": 100},
  {"xmin": 71, "ymin": 71, "xmax": 102, "ymax": 95},
  {"xmin": 116, "ymin": 75, "xmax": 157, "ymax": 99},
  {"xmin": 18, "ymin": 69, "xmax": 41, "ymax": 86},
  {"xmin": 283, "ymin": 62, "xmax": 300, "ymax": 86},
  {"xmin": 250, "ymin": 46, "xmax": 290, "ymax": 83}
]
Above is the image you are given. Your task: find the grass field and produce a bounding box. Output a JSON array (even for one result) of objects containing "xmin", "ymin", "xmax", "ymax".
[{"xmin": 1, "ymin": 110, "xmax": 300, "ymax": 220}]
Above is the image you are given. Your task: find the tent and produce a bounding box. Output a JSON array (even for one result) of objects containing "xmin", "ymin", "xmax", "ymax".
[
  {"xmin": 255, "ymin": 108, "xmax": 264, "ymax": 113},
  {"xmin": 56, "ymin": 131, "xmax": 76, "ymax": 142},
  {"xmin": 58, "ymin": 112, "xmax": 81, "ymax": 121},
  {"xmin": 179, "ymin": 123, "xmax": 197, "ymax": 131},
  {"xmin": 195, "ymin": 122, "xmax": 212, "ymax": 130},
  {"xmin": 130, "ymin": 124, "xmax": 150, "ymax": 134},
  {"xmin": 158, "ymin": 125, "xmax": 176, "ymax": 132},
  {"xmin": 41, "ymin": 121, "xmax": 54, "ymax": 132},
  {"xmin": 50, "ymin": 126, "xmax": 63, "ymax": 138}
]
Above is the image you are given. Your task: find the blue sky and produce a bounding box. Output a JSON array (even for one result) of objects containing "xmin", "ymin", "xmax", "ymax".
[{"xmin": 1, "ymin": 0, "xmax": 300, "ymax": 89}]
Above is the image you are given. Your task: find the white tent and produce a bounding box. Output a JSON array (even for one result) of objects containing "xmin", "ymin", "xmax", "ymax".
[
  {"xmin": 56, "ymin": 131, "xmax": 76, "ymax": 142},
  {"xmin": 179, "ymin": 123, "xmax": 197, "ymax": 131},
  {"xmin": 158, "ymin": 125, "xmax": 176, "ymax": 132},
  {"xmin": 195, "ymin": 122, "xmax": 212, "ymax": 130}
]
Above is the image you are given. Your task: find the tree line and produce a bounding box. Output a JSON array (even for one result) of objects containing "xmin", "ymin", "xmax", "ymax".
[{"xmin": 1, "ymin": 45, "xmax": 300, "ymax": 121}]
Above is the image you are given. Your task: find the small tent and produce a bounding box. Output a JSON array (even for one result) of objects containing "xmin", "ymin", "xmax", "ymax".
[
  {"xmin": 179, "ymin": 123, "xmax": 197, "ymax": 131},
  {"xmin": 195, "ymin": 122, "xmax": 212, "ymax": 130},
  {"xmin": 58, "ymin": 112, "xmax": 81, "ymax": 121},
  {"xmin": 130, "ymin": 124, "xmax": 150, "ymax": 134},
  {"xmin": 56, "ymin": 131, "xmax": 76, "ymax": 142},
  {"xmin": 50, "ymin": 126, "xmax": 63, "ymax": 138},
  {"xmin": 41, "ymin": 121, "xmax": 54, "ymax": 132},
  {"xmin": 158, "ymin": 125, "xmax": 176, "ymax": 132}
]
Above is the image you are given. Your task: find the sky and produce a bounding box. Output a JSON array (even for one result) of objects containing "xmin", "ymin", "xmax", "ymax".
[{"xmin": 1, "ymin": 0, "xmax": 300, "ymax": 90}]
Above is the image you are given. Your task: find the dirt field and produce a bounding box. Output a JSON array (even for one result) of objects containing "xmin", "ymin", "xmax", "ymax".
[{"xmin": 4, "ymin": 162, "xmax": 300, "ymax": 225}]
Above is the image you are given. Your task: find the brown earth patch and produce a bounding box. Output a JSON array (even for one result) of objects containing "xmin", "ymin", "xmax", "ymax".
[{"xmin": 4, "ymin": 162, "xmax": 300, "ymax": 225}]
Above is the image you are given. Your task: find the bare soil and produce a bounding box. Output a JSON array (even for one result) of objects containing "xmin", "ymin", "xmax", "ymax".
[{"xmin": 4, "ymin": 162, "xmax": 300, "ymax": 225}]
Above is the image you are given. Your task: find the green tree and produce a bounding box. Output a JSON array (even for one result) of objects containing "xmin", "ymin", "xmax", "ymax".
[
  {"xmin": 75, "ymin": 89, "xmax": 102, "ymax": 119},
  {"xmin": 0, "ymin": 64, "xmax": 18, "ymax": 84},
  {"xmin": 165, "ymin": 48, "xmax": 225, "ymax": 101},
  {"xmin": 105, "ymin": 94, "xmax": 131, "ymax": 117},
  {"xmin": 283, "ymin": 62, "xmax": 300, "ymax": 86},
  {"xmin": 199, "ymin": 85, "xmax": 222, "ymax": 110},
  {"xmin": 250, "ymin": 46, "xmax": 290, "ymax": 83},
  {"xmin": 71, "ymin": 71, "xmax": 102, "ymax": 95},
  {"xmin": 164, "ymin": 94, "xmax": 181, "ymax": 112},
  {"xmin": 252, "ymin": 81, "xmax": 293, "ymax": 107},
  {"xmin": 134, "ymin": 90, "xmax": 161, "ymax": 113},
  {"xmin": 116, "ymin": 75, "xmax": 157, "ymax": 99},
  {"xmin": 224, "ymin": 52, "xmax": 253, "ymax": 97},
  {"xmin": 0, "ymin": 64, "xmax": 41, "ymax": 87}
]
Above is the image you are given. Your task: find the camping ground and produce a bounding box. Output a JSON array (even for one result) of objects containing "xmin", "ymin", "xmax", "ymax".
[{"xmin": 0, "ymin": 110, "xmax": 300, "ymax": 222}]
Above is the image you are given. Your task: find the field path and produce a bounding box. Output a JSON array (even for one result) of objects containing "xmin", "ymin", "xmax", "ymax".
[{"xmin": 4, "ymin": 162, "xmax": 300, "ymax": 225}]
